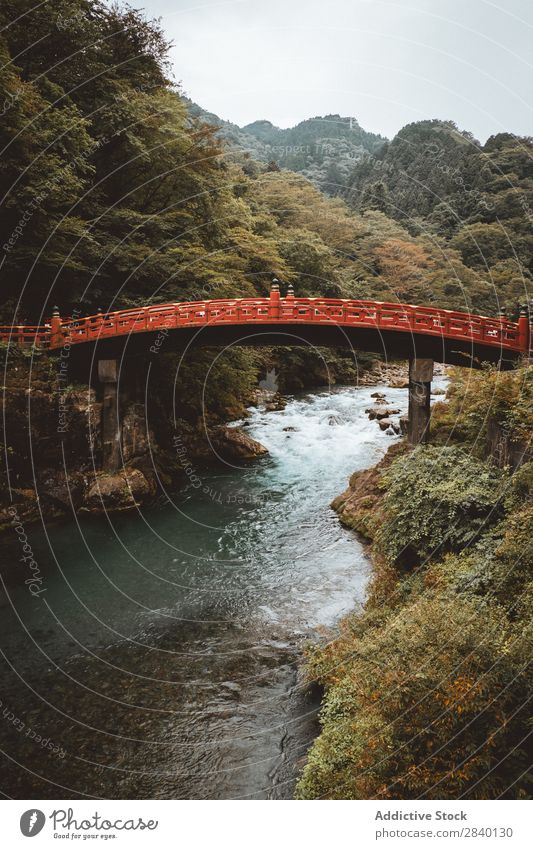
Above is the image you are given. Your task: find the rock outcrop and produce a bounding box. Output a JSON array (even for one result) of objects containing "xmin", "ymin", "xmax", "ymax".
[
  {"xmin": 331, "ymin": 443, "xmax": 407, "ymax": 537},
  {"xmin": 83, "ymin": 468, "xmax": 156, "ymax": 513},
  {"xmin": 213, "ymin": 427, "xmax": 269, "ymax": 461}
]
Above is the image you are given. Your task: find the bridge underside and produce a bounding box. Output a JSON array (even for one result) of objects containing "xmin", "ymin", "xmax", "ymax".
[
  {"xmin": 67, "ymin": 323, "xmax": 521, "ymax": 371},
  {"xmin": 62, "ymin": 322, "xmax": 522, "ymax": 470}
]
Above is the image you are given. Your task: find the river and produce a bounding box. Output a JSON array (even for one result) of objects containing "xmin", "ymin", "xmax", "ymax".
[{"xmin": 0, "ymin": 381, "xmax": 443, "ymax": 799}]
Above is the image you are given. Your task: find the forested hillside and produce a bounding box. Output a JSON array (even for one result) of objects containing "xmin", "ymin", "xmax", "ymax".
[
  {"xmin": 185, "ymin": 103, "xmax": 385, "ymax": 195},
  {"xmin": 344, "ymin": 120, "xmax": 533, "ymax": 315},
  {"xmin": 2, "ymin": 2, "xmax": 529, "ymax": 332}
]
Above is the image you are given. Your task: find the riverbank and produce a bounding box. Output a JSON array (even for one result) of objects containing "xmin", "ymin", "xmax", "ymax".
[
  {"xmin": 297, "ymin": 364, "xmax": 532, "ymax": 800},
  {"xmin": 0, "ymin": 347, "xmax": 269, "ymax": 532},
  {"xmin": 0, "ymin": 345, "xmax": 436, "ymax": 532}
]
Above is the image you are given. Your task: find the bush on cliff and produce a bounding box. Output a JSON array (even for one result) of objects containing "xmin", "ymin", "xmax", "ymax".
[
  {"xmin": 297, "ymin": 593, "xmax": 532, "ymax": 800},
  {"xmin": 431, "ymin": 365, "xmax": 533, "ymax": 451},
  {"xmin": 375, "ymin": 446, "xmax": 505, "ymax": 567}
]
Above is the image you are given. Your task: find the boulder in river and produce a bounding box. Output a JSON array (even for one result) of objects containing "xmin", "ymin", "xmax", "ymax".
[
  {"xmin": 264, "ymin": 393, "xmax": 287, "ymax": 411},
  {"xmin": 213, "ymin": 427, "xmax": 269, "ymax": 461},
  {"xmin": 83, "ymin": 468, "xmax": 155, "ymax": 513},
  {"xmin": 366, "ymin": 407, "xmax": 400, "ymax": 420},
  {"xmin": 378, "ymin": 419, "xmax": 400, "ymax": 434},
  {"xmin": 375, "ymin": 408, "xmax": 401, "ymax": 420}
]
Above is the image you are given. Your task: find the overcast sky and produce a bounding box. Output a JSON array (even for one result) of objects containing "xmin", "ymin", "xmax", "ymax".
[{"xmin": 142, "ymin": 0, "xmax": 533, "ymax": 141}]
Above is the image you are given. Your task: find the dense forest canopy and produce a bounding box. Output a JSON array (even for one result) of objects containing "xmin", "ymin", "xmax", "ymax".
[
  {"xmin": 1, "ymin": 0, "xmax": 531, "ymax": 329},
  {"xmin": 344, "ymin": 120, "xmax": 533, "ymax": 314}
]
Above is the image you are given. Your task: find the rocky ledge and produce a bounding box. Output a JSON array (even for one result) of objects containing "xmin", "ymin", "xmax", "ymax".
[
  {"xmin": 331, "ymin": 442, "xmax": 407, "ymax": 538},
  {"xmin": 357, "ymin": 360, "xmax": 448, "ymax": 387}
]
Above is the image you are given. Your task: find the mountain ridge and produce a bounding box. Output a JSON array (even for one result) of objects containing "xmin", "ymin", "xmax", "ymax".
[{"xmin": 185, "ymin": 99, "xmax": 387, "ymax": 194}]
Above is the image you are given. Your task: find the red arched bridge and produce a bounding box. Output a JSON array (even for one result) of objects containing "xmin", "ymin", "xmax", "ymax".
[
  {"xmin": 1, "ymin": 292, "xmax": 531, "ymax": 367},
  {"xmin": 3, "ymin": 290, "xmax": 529, "ymax": 466}
]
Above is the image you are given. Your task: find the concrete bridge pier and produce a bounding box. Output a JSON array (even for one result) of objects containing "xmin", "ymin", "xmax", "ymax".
[
  {"xmin": 407, "ymin": 358, "xmax": 433, "ymax": 445},
  {"xmin": 98, "ymin": 359, "xmax": 121, "ymax": 471}
]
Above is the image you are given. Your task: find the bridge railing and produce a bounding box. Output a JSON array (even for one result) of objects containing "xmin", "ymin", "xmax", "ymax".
[
  {"xmin": 0, "ymin": 297, "xmax": 529, "ymax": 354},
  {"xmin": 0, "ymin": 325, "xmax": 51, "ymax": 347}
]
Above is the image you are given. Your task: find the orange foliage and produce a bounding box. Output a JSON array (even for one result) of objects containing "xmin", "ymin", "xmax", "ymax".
[{"xmin": 375, "ymin": 238, "xmax": 434, "ymax": 294}]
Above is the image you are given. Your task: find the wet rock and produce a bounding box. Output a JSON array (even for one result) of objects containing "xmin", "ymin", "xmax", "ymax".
[
  {"xmin": 432, "ymin": 388, "xmax": 446, "ymax": 396},
  {"xmin": 327, "ymin": 415, "xmax": 343, "ymax": 425},
  {"xmin": 264, "ymin": 393, "xmax": 287, "ymax": 412},
  {"xmin": 0, "ymin": 489, "xmax": 42, "ymax": 531},
  {"xmin": 367, "ymin": 408, "xmax": 400, "ymax": 421},
  {"xmin": 375, "ymin": 408, "xmax": 401, "ymax": 420},
  {"xmin": 370, "ymin": 392, "xmax": 386, "ymax": 399},
  {"xmin": 282, "ymin": 426, "xmax": 298, "ymax": 432},
  {"xmin": 220, "ymin": 681, "xmax": 241, "ymax": 698},
  {"xmin": 213, "ymin": 427, "xmax": 268, "ymax": 461},
  {"xmin": 399, "ymin": 416, "xmax": 409, "ymax": 435},
  {"xmin": 83, "ymin": 468, "xmax": 154, "ymax": 513},
  {"xmin": 378, "ymin": 420, "xmax": 401, "ymax": 434},
  {"xmin": 41, "ymin": 471, "xmax": 86, "ymax": 511}
]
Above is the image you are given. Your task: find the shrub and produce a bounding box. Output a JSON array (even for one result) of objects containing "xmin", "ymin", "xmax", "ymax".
[
  {"xmin": 297, "ymin": 594, "xmax": 531, "ymax": 799},
  {"xmin": 376, "ymin": 445, "xmax": 505, "ymax": 566},
  {"xmin": 431, "ymin": 365, "xmax": 533, "ymax": 450}
]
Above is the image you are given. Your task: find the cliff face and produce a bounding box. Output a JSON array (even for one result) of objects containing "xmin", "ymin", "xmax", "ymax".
[
  {"xmin": 1, "ymin": 358, "xmax": 162, "ymax": 528},
  {"xmin": 0, "ymin": 354, "xmax": 270, "ymax": 530}
]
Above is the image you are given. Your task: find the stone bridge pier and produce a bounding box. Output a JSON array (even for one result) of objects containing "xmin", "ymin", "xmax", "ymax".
[
  {"xmin": 407, "ymin": 358, "xmax": 433, "ymax": 446},
  {"xmin": 98, "ymin": 359, "xmax": 121, "ymax": 471},
  {"xmin": 96, "ymin": 358, "xmax": 152, "ymax": 471}
]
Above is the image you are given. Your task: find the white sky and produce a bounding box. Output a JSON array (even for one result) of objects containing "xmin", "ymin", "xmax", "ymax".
[{"xmin": 142, "ymin": 0, "xmax": 533, "ymax": 141}]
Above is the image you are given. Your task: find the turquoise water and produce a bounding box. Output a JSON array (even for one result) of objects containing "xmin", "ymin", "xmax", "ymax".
[{"xmin": 0, "ymin": 382, "xmax": 436, "ymax": 799}]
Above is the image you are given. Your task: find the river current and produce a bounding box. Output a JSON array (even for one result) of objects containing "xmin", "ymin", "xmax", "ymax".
[{"xmin": 0, "ymin": 381, "xmax": 443, "ymax": 799}]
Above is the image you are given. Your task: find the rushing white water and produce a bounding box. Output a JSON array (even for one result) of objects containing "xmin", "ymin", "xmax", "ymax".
[{"xmin": 0, "ymin": 379, "xmax": 446, "ymax": 800}]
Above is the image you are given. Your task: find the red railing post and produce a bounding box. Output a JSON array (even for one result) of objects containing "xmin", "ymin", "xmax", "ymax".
[
  {"xmin": 50, "ymin": 306, "xmax": 63, "ymax": 349},
  {"xmin": 94, "ymin": 308, "xmax": 104, "ymax": 339},
  {"xmin": 269, "ymin": 278, "xmax": 281, "ymax": 321},
  {"xmin": 498, "ymin": 307, "xmax": 508, "ymax": 344},
  {"xmin": 517, "ymin": 304, "xmax": 530, "ymax": 353},
  {"xmin": 284, "ymin": 282, "xmax": 295, "ymax": 319}
]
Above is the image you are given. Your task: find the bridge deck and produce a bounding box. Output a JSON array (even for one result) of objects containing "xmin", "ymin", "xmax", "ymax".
[{"xmin": 1, "ymin": 298, "xmax": 530, "ymax": 363}]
